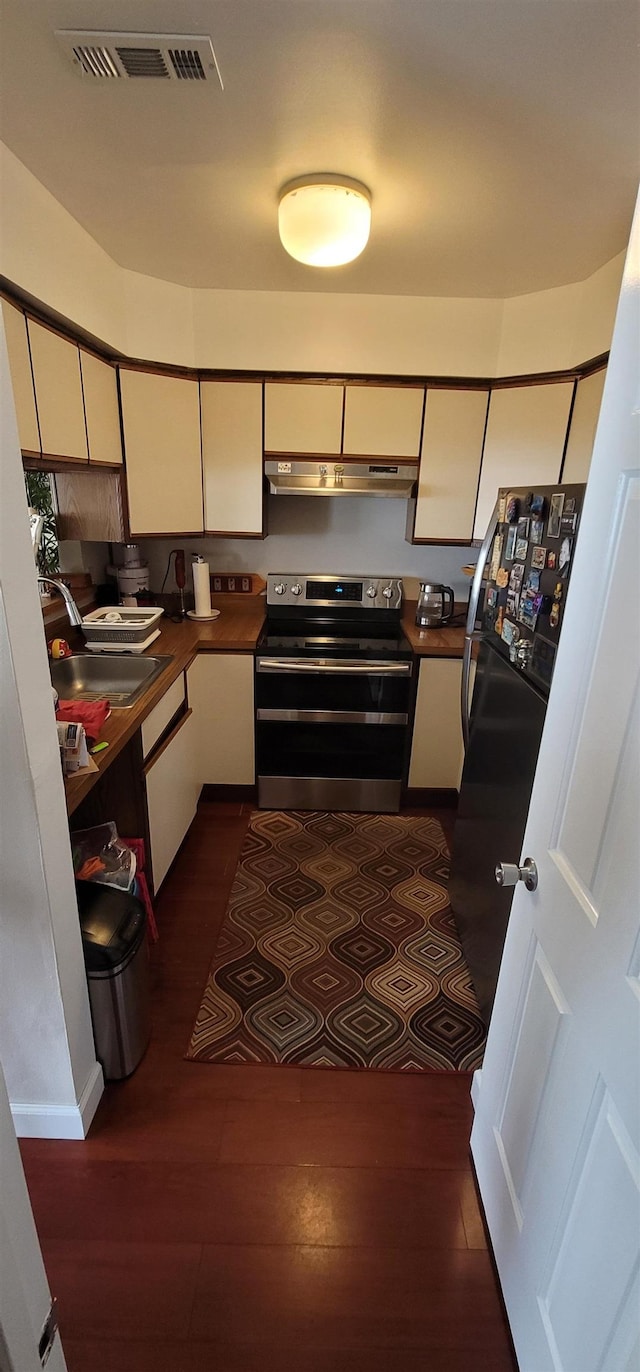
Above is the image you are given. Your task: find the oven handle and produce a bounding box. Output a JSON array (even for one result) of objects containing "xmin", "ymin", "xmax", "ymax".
[
  {"xmin": 257, "ymin": 708, "xmax": 409, "ymax": 725},
  {"xmin": 256, "ymin": 659, "xmax": 412, "ymax": 675}
]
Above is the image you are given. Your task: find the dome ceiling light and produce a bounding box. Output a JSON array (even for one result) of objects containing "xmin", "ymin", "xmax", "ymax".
[{"xmin": 278, "ymin": 174, "xmax": 372, "ymax": 268}]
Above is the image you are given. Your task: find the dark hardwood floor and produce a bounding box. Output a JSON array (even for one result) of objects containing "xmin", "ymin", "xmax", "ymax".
[{"xmin": 20, "ymin": 802, "xmax": 517, "ymax": 1371}]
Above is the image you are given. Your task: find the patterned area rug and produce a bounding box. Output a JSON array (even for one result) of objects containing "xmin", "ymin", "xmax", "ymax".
[{"xmin": 187, "ymin": 811, "xmax": 486, "ymax": 1072}]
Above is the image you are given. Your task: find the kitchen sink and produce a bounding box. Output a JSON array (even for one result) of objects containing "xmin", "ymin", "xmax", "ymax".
[{"xmin": 50, "ymin": 654, "xmax": 173, "ymax": 708}]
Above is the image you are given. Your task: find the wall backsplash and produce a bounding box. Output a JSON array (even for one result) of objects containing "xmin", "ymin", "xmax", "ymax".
[{"xmin": 135, "ymin": 497, "xmax": 475, "ymax": 602}]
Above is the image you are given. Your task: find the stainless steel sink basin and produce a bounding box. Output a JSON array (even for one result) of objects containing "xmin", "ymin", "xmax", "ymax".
[{"xmin": 50, "ymin": 654, "xmax": 173, "ymax": 708}]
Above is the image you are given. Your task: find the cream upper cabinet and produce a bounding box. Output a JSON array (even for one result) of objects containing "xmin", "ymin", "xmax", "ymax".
[
  {"xmin": 2, "ymin": 300, "xmax": 40, "ymax": 454},
  {"xmin": 413, "ymin": 389, "xmax": 489, "ymax": 541},
  {"xmin": 562, "ymin": 369, "xmax": 606, "ymax": 484},
  {"xmin": 201, "ymin": 381, "xmax": 263, "ymax": 535},
  {"xmin": 119, "ymin": 369, "xmax": 203, "ymax": 535},
  {"xmin": 343, "ymin": 385, "xmax": 424, "ymax": 457},
  {"xmin": 27, "ymin": 318, "xmax": 87, "ymax": 461},
  {"xmin": 80, "ymin": 351, "xmax": 123, "ymax": 466},
  {"xmin": 473, "ymin": 381, "xmax": 574, "ymax": 538},
  {"xmin": 265, "ymin": 382, "xmax": 343, "ymax": 454},
  {"xmin": 408, "ymin": 658, "xmax": 465, "ymax": 790},
  {"xmin": 187, "ymin": 653, "xmax": 255, "ymax": 785}
]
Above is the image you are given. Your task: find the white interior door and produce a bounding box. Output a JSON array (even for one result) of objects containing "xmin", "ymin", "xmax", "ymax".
[{"xmin": 470, "ymin": 198, "xmax": 640, "ymax": 1372}]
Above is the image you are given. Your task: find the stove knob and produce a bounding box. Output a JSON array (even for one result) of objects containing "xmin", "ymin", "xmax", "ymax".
[
  {"xmin": 291, "ymin": 583, "xmax": 303, "ymax": 596},
  {"xmin": 366, "ymin": 585, "xmax": 377, "ymax": 598},
  {"xmin": 274, "ymin": 582, "xmax": 286, "ymax": 596},
  {"xmin": 382, "ymin": 584, "xmax": 394, "ymax": 600}
]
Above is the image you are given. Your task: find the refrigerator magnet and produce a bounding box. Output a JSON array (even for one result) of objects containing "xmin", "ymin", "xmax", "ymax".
[
  {"xmin": 548, "ymin": 493, "xmax": 565, "ymax": 538},
  {"xmin": 495, "ymin": 605, "xmax": 504, "ymax": 636},
  {"xmin": 518, "ymin": 597, "xmax": 539, "ymax": 630},
  {"xmin": 486, "ymin": 586, "xmax": 498, "ymax": 607},
  {"xmin": 530, "ymin": 519, "xmax": 545, "ymax": 545},
  {"xmin": 506, "ymin": 496, "xmax": 519, "ymax": 522},
  {"xmin": 564, "ymin": 497, "xmax": 576, "ymax": 514},
  {"xmin": 517, "ymin": 517, "xmax": 530, "ymax": 540},
  {"xmin": 560, "ymin": 513, "xmax": 577, "ymax": 536},
  {"xmin": 546, "ymin": 549, "xmax": 557, "ymax": 570},
  {"xmin": 489, "ymin": 534, "xmax": 503, "ymax": 580},
  {"xmin": 530, "ymin": 493, "xmax": 546, "ymax": 517},
  {"xmin": 506, "ymin": 591, "xmax": 520, "ymax": 618},
  {"xmin": 498, "ymin": 496, "xmax": 507, "ymax": 523},
  {"xmin": 515, "ymin": 538, "xmax": 529, "ymax": 560},
  {"xmin": 531, "ymin": 545, "xmax": 546, "ymax": 569},
  {"xmin": 496, "ymin": 567, "xmax": 509, "ymax": 588},
  {"xmin": 501, "ymin": 617, "xmax": 518, "ymax": 647},
  {"xmin": 524, "ymin": 569, "xmax": 541, "ymax": 594},
  {"xmin": 559, "ymin": 536, "xmax": 572, "ymax": 575},
  {"xmin": 505, "ymin": 525, "xmax": 517, "ymax": 560},
  {"xmin": 509, "ymin": 562, "xmax": 525, "ymax": 592}
]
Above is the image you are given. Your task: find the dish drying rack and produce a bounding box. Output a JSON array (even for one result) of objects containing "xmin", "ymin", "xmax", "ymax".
[{"xmin": 81, "ymin": 607, "xmax": 164, "ymax": 653}]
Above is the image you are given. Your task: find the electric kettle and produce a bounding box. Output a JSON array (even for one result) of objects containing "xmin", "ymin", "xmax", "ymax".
[{"xmin": 415, "ymin": 582, "xmax": 455, "ymax": 628}]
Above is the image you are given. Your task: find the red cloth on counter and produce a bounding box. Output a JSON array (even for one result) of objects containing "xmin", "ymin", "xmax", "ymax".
[{"xmin": 56, "ymin": 699, "xmax": 110, "ymax": 741}]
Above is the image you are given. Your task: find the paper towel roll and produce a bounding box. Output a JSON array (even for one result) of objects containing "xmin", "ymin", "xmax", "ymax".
[{"xmin": 193, "ymin": 559, "xmax": 212, "ymax": 617}]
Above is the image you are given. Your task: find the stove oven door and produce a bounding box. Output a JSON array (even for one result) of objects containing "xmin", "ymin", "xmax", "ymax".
[{"xmin": 255, "ymin": 657, "xmax": 413, "ymax": 813}]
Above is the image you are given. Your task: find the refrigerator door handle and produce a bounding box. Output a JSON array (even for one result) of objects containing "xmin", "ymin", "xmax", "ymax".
[{"xmin": 461, "ymin": 498, "xmax": 501, "ymax": 750}]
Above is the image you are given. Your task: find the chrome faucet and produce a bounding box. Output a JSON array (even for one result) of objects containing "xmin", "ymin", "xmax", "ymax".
[{"xmin": 37, "ymin": 576, "xmax": 83, "ymax": 627}]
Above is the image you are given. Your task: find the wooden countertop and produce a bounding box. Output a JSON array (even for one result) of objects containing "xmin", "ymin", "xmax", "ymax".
[
  {"xmin": 401, "ymin": 603, "xmax": 466, "ymax": 658},
  {"xmin": 63, "ymin": 601, "xmax": 265, "ymax": 815},
  {"xmin": 63, "ymin": 596, "xmax": 466, "ymax": 814}
]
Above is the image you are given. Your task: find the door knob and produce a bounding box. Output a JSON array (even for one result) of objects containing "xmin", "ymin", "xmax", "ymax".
[{"xmin": 495, "ymin": 858, "xmax": 538, "ymax": 892}]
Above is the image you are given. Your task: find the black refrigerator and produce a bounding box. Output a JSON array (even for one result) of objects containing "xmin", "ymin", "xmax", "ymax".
[{"xmin": 449, "ymin": 482, "xmax": 585, "ymax": 1024}]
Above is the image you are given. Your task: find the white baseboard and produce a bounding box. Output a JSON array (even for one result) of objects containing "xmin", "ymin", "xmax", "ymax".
[
  {"xmin": 470, "ymin": 1067, "xmax": 482, "ymax": 1111},
  {"xmin": 11, "ymin": 1060, "xmax": 104, "ymax": 1140}
]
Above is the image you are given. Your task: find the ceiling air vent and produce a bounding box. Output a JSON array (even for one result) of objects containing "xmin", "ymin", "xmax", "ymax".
[{"xmin": 55, "ymin": 32, "xmax": 223, "ymax": 87}]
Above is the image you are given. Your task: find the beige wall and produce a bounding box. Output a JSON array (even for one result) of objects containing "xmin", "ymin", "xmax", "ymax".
[{"xmin": 1, "ymin": 142, "xmax": 624, "ymax": 376}]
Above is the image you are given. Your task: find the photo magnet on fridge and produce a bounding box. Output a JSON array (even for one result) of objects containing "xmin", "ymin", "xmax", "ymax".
[
  {"xmin": 559, "ymin": 536, "xmax": 572, "ymax": 575},
  {"xmin": 515, "ymin": 538, "xmax": 529, "ymax": 560},
  {"xmin": 548, "ymin": 492, "xmax": 565, "ymax": 538},
  {"xmin": 501, "ymin": 617, "xmax": 519, "ymax": 647},
  {"xmin": 517, "ymin": 517, "xmax": 530, "ymax": 540},
  {"xmin": 509, "ymin": 562, "xmax": 525, "ymax": 593},
  {"xmin": 560, "ymin": 513, "xmax": 577, "ymax": 535},
  {"xmin": 564, "ymin": 497, "xmax": 576, "ymax": 514},
  {"xmin": 506, "ymin": 591, "xmax": 520, "ymax": 618},
  {"xmin": 486, "ymin": 586, "xmax": 498, "ymax": 608},
  {"xmin": 530, "ymin": 519, "xmax": 544, "ymax": 545},
  {"xmin": 505, "ymin": 525, "xmax": 517, "ymax": 560},
  {"xmin": 530, "ymin": 493, "xmax": 546, "ymax": 517},
  {"xmin": 531, "ymin": 545, "xmax": 546, "ymax": 569},
  {"xmin": 546, "ymin": 549, "xmax": 557, "ymax": 570},
  {"xmin": 506, "ymin": 496, "xmax": 519, "ymax": 522},
  {"xmin": 518, "ymin": 596, "xmax": 540, "ymax": 631}
]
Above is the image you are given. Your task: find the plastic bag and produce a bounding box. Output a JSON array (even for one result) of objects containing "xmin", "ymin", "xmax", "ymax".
[{"xmin": 71, "ymin": 822, "xmax": 136, "ymax": 892}]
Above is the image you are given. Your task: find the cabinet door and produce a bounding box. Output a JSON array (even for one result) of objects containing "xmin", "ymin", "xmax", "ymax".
[
  {"xmin": 1, "ymin": 300, "xmax": 40, "ymax": 454},
  {"xmin": 265, "ymin": 382, "xmax": 343, "ymax": 454},
  {"xmin": 413, "ymin": 389, "xmax": 489, "ymax": 541},
  {"xmin": 201, "ymin": 381, "xmax": 263, "ymax": 535},
  {"xmin": 562, "ymin": 369, "xmax": 606, "ymax": 483},
  {"xmin": 473, "ymin": 382, "xmax": 574, "ymax": 538},
  {"xmin": 27, "ymin": 319, "xmax": 87, "ymax": 461},
  {"xmin": 187, "ymin": 653, "xmax": 254, "ymax": 785},
  {"xmin": 120, "ymin": 369, "xmax": 203, "ymax": 534},
  {"xmin": 408, "ymin": 658, "xmax": 464, "ymax": 790},
  {"xmin": 145, "ymin": 709, "xmax": 199, "ymax": 891},
  {"xmin": 80, "ymin": 351, "xmax": 123, "ymax": 466},
  {"xmin": 343, "ymin": 385, "xmax": 424, "ymax": 457}
]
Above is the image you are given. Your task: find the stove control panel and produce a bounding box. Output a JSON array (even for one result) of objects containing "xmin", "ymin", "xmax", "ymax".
[{"xmin": 267, "ymin": 574, "xmax": 403, "ymax": 610}]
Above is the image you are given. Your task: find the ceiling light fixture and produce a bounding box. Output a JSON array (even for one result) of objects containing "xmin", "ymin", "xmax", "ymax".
[{"xmin": 278, "ymin": 174, "xmax": 372, "ymax": 267}]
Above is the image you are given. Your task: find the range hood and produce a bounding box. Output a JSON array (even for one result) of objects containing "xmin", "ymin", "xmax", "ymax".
[{"xmin": 265, "ymin": 459, "xmax": 418, "ymax": 498}]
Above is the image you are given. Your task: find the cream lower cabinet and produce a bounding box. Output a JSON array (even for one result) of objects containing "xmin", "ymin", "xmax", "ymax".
[
  {"xmin": 120, "ymin": 368, "xmax": 203, "ymax": 534},
  {"xmin": 144, "ymin": 708, "xmax": 200, "ymax": 891},
  {"xmin": 408, "ymin": 658, "xmax": 465, "ymax": 790},
  {"xmin": 187, "ymin": 653, "xmax": 255, "ymax": 785}
]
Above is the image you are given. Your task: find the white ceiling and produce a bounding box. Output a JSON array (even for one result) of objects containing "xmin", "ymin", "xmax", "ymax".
[{"xmin": 1, "ymin": 0, "xmax": 638, "ymax": 298}]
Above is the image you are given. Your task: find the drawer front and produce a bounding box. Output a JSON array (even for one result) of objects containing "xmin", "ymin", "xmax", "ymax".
[{"xmin": 141, "ymin": 674, "xmax": 186, "ymax": 760}]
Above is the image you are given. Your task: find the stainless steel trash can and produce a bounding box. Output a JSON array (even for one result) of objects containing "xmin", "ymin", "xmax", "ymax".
[{"xmin": 77, "ymin": 880, "xmax": 151, "ymax": 1080}]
